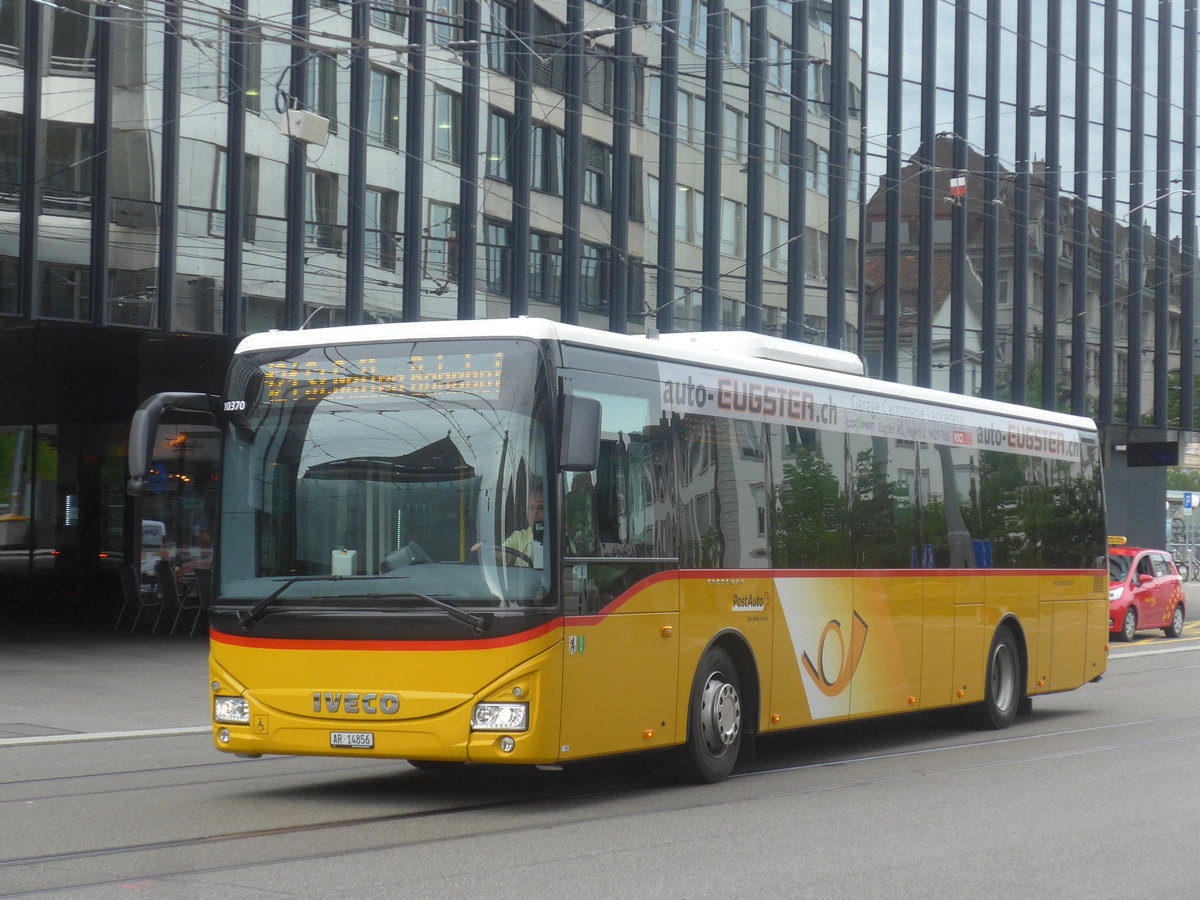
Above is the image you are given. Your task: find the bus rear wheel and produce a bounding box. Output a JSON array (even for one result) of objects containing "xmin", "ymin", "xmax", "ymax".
[
  {"xmin": 682, "ymin": 645, "xmax": 743, "ymax": 783},
  {"xmin": 973, "ymin": 625, "xmax": 1021, "ymax": 730}
]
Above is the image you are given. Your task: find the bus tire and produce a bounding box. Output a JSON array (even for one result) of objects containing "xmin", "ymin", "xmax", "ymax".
[
  {"xmin": 974, "ymin": 625, "xmax": 1021, "ymax": 730},
  {"xmin": 682, "ymin": 645, "xmax": 743, "ymax": 783}
]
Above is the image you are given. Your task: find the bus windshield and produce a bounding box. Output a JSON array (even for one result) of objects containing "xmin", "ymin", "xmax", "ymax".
[{"xmin": 216, "ymin": 338, "xmax": 552, "ymax": 617}]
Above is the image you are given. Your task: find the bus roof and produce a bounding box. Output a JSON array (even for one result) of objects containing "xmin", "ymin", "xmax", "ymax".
[{"xmin": 234, "ymin": 318, "xmax": 1097, "ymax": 434}]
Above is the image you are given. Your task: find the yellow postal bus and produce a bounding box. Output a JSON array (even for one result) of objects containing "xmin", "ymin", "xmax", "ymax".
[{"xmin": 128, "ymin": 319, "xmax": 1108, "ymax": 781}]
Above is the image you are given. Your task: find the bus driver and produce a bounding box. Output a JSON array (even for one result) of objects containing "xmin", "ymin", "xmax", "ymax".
[{"xmin": 473, "ymin": 485, "xmax": 544, "ymax": 567}]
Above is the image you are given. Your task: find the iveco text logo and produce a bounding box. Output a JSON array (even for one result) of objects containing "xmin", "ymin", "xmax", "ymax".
[{"xmin": 312, "ymin": 692, "xmax": 400, "ymax": 714}]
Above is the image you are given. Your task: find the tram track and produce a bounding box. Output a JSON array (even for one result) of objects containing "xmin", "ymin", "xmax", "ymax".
[{"xmin": 1, "ymin": 712, "xmax": 1196, "ymax": 896}]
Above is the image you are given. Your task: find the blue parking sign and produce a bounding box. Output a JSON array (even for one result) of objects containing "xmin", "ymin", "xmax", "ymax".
[{"xmin": 1186, "ymin": 492, "xmax": 1196, "ymax": 510}]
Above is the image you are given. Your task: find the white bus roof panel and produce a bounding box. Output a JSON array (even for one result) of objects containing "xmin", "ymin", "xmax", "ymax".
[{"xmin": 234, "ymin": 318, "xmax": 1096, "ymax": 434}]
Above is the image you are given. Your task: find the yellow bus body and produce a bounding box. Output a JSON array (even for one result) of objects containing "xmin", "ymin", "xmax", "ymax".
[{"xmin": 209, "ymin": 568, "xmax": 1107, "ymax": 763}]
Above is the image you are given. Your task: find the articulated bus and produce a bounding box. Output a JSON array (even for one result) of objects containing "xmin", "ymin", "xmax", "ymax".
[{"xmin": 128, "ymin": 318, "xmax": 1108, "ymax": 782}]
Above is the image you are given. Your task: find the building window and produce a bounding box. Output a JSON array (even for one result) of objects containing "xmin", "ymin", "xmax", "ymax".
[
  {"xmin": 425, "ymin": 201, "xmax": 458, "ymax": 281},
  {"xmin": 678, "ymin": 89, "xmax": 705, "ymax": 147},
  {"xmin": 806, "ymin": 140, "xmax": 829, "ymax": 195},
  {"xmin": 39, "ymin": 264, "xmax": 90, "ymax": 321},
  {"xmin": 806, "ymin": 230, "xmax": 827, "ymax": 282},
  {"xmin": 211, "ymin": 151, "xmax": 260, "ymax": 241},
  {"xmin": 530, "ymin": 232, "xmax": 563, "ymax": 304},
  {"xmin": 433, "ymin": 87, "xmax": 461, "ymax": 164},
  {"xmin": 1, "ymin": 256, "xmax": 18, "ymax": 315},
  {"xmin": 765, "ymin": 214, "xmax": 787, "ymax": 271},
  {"xmin": 307, "ymin": 52, "xmax": 339, "ymax": 133},
  {"xmin": 368, "ymin": 67, "xmax": 400, "ymax": 148},
  {"xmin": 487, "ymin": 1, "xmax": 516, "ymax": 76},
  {"xmin": 432, "ymin": 0, "xmax": 463, "ymax": 47},
  {"xmin": 581, "ymin": 243, "xmax": 609, "ymax": 312},
  {"xmin": 372, "ymin": 0, "xmax": 407, "ymax": 33},
  {"xmin": 723, "ymin": 105, "xmax": 746, "ymax": 162},
  {"xmin": 0, "ymin": 0, "xmax": 23, "ymax": 64},
  {"xmin": 809, "ymin": 62, "xmax": 833, "ymax": 117},
  {"xmin": 48, "ymin": 0, "xmax": 94, "ymax": 75},
  {"xmin": 0, "ymin": 112, "xmax": 18, "ymax": 205},
  {"xmin": 43, "ymin": 121, "xmax": 93, "ymax": 216},
  {"xmin": 647, "ymin": 174, "xmax": 659, "ymax": 233},
  {"xmin": 678, "ymin": 0, "xmax": 707, "ymax": 54},
  {"xmin": 306, "ymin": 170, "xmax": 342, "ymax": 252},
  {"xmin": 727, "ymin": 13, "xmax": 748, "ymax": 66},
  {"xmin": 583, "ymin": 54, "xmax": 615, "ymax": 113},
  {"xmin": 583, "ymin": 139, "xmax": 611, "ymax": 208},
  {"xmin": 487, "ymin": 109, "xmax": 511, "ymax": 182},
  {"xmin": 221, "ymin": 24, "xmax": 262, "ymax": 113},
  {"xmin": 675, "ymin": 185, "xmax": 704, "ymax": 245},
  {"xmin": 720, "ymin": 198, "xmax": 744, "ymax": 257},
  {"xmin": 532, "ymin": 123, "xmax": 564, "ymax": 196},
  {"xmin": 630, "ymin": 157, "xmax": 644, "ymax": 221},
  {"xmin": 767, "ymin": 36, "xmax": 790, "ymax": 90},
  {"xmin": 483, "ymin": 219, "xmax": 511, "ymax": 293},
  {"xmin": 766, "ymin": 123, "xmax": 789, "ymax": 182},
  {"xmin": 847, "ymin": 150, "xmax": 861, "ymax": 203},
  {"xmin": 366, "ymin": 188, "xmax": 399, "ymax": 270},
  {"xmin": 532, "ymin": 8, "xmax": 568, "ymax": 92}
]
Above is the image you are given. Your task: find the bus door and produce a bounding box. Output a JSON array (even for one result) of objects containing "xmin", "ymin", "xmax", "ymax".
[{"xmin": 557, "ymin": 425, "xmax": 680, "ymax": 761}]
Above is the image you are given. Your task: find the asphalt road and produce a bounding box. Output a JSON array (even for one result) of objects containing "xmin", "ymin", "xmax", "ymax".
[{"xmin": 1, "ymin": 607, "xmax": 1197, "ymax": 898}]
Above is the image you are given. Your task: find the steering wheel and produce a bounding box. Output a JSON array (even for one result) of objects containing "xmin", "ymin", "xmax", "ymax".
[
  {"xmin": 379, "ymin": 541, "xmax": 434, "ymax": 572},
  {"xmin": 474, "ymin": 544, "xmax": 534, "ymax": 566}
]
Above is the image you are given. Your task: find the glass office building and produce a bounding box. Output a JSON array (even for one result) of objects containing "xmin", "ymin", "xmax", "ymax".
[{"xmin": 0, "ymin": 0, "xmax": 1193, "ymax": 613}]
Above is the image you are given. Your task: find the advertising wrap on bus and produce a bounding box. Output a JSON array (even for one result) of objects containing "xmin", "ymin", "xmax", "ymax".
[{"xmin": 128, "ymin": 318, "xmax": 1108, "ymax": 783}]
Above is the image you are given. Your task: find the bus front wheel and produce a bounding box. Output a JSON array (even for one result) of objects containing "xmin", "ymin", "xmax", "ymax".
[
  {"xmin": 974, "ymin": 625, "xmax": 1021, "ymax": 730},
  {"xmin": 682, "ymin": 645, "xmax": 743, "ymax": 783}
]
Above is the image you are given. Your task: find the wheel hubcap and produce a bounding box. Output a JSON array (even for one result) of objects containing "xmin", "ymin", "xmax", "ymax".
[
  {"xmin": 991, "ymin": 644, "xmax": 1016, "ymax": 713},
  {"xmin": 699, "ymin": 672, "xmax": 741, "ymax": 757},
  {"xmin": 1125, "ymin": 610, "xmax": 1136, "ymax": 640}
]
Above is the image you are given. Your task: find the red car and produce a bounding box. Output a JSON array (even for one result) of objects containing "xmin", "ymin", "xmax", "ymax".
[{"xmin": 1108, "ymin": 546, "xmax": 1186, "ymax": 641}]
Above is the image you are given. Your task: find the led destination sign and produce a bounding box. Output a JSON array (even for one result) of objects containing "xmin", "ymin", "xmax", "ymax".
[{"xmin": 260, "ymin": 351, "xmax": 506, "ymax": 405}]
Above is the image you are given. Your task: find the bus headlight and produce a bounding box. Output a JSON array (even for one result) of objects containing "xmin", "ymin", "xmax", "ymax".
[
  {"xmin": 471, "ymin": 702, "xmax": 528, "ymax": 732},
  {"xmin": 214, "ymin": 696, "xmax": 250, "ymax": 725}
]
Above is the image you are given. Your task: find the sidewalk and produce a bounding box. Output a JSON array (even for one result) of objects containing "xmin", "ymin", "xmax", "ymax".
[{"xmin": 0, "ymin": 624, "xmax": 211, "ymax": 739}]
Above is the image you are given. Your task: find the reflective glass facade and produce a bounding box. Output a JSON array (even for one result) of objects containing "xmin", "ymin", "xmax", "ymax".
[{"xmin": 0, "ymin": 0, "xmax": 1194, "ymax": 611}]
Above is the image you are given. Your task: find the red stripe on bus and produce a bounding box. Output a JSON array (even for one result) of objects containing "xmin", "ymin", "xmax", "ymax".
[
  {"xmin": 759, "ymin": 568, "xmax": 1104, "ymax": 579},
  {"xmin": 212, "ymin": 567, "xmax": 1103, "ymax": 645}
]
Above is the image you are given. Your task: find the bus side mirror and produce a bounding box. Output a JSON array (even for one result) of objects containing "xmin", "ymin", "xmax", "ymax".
[
  {"xmin": 559, "ymin": 395, "xmax": 601, "ymax": 472},
  {"xmin": 128, "ymin": 392, "xmax": 220, "ymax": 495}
]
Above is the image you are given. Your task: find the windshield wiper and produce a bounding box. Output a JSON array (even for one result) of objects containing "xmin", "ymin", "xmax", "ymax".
[
  {"xmin": 238, "ymin": 575, "xmax": 329, "ymax": 629},
  {"xmin": 368, "ymin": 591, "xmax": 490, "ymax": 635},
  {"xmin": 237, "ymin": 577, "xmax": 490, "ymax": 634}
]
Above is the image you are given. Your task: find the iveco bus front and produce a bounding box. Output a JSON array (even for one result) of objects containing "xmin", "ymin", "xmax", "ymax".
[{"xmin": 128, "ymin": 327, "xmax": 599, "ymax": 766}]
